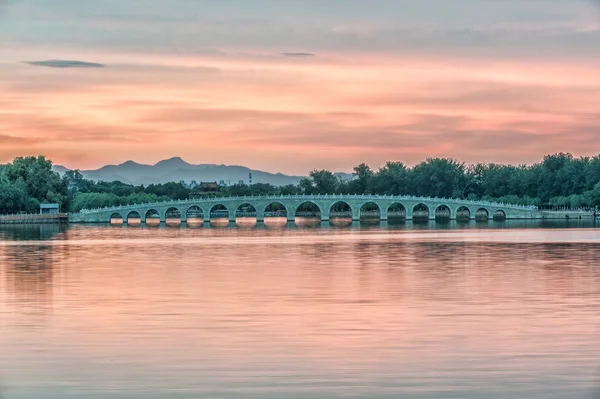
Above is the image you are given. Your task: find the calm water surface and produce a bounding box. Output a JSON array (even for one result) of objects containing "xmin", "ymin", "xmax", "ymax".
[{"xmin": 1, "ymin": 220, "xmax": 599, "ymax": 398}]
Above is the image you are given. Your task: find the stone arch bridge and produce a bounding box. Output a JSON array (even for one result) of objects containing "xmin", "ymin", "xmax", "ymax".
[{"xmin": 70, "ymin": 194, "xmax": 538, "ymax": 224}]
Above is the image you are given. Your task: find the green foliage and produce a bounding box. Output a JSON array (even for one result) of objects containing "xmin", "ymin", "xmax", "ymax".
[
  {"xmin": 0, "ymin": 156, "xmax": 68, "ymax": 214},
  {"xmin": 0, "ymin": 178, "xmax": 36, "ymax": 214},
  {"xmin": 145, "ymin": 182, "xmax": 190, "ymax": 200},
  {"xmin": 301, "ymin": 170, "xmax": 339, "ymax": 194},
  {"xmin": 371, "ymin": 162, "xmax": 409, "ymax": 195}
]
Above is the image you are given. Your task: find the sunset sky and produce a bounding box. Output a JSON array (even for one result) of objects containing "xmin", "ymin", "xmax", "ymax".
[{"xmin": 1, "ymin": 0, "xmax": 599, "ymax": 174}]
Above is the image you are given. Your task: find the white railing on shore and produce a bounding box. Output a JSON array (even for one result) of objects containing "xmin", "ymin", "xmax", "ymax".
[{"xmin": 76, "ymin": 194, "xmax": 539, "ymax": 214}]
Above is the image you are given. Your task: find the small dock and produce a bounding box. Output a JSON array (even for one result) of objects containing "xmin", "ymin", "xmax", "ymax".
[{"xmin": 0, "ymin": 213, "xmax": 69, "ymax": 224}]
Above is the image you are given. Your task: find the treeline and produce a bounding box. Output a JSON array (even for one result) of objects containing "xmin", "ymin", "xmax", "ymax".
[
  {"xmin": 299, "ymin": 154, "xmax": 600, "ymax": 209},
  {"xmin": 1, "ymin": 153, "xmax": 600, "ymax": 215},
  {"xmin": 0, "ymin": 157, "xmax": 205, "ymax": 213}
]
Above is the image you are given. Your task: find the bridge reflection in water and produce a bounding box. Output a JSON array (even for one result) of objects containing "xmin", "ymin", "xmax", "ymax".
[{"xmin": 71, "ymin": 194, "xmax": 538, "ymax": 225}]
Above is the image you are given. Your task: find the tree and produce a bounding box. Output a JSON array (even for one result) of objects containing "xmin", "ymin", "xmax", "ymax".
[
  {"xmin": 309, "ymin": 170, "xmax": 339, "ymax": 194},
  {"xmin": 373, "ymin": 161, "xmax": 408, "ymax": 195},
  {"xmin": 589, "ymin": 182, "xmax": 600, "ymax": 207},
  {"xmin": 0, "ymin": 178, "xmax": 33, "ymax": 214},
  {"xmin": 2, "ymin": 156, "xmax": 69, "ymax": 211},
  {"xmin": 410, "ymin": 158, "xmax": 466, "ymax": 198},
  {"xmin": 299, "ymin": 177, "xmax": 314, "ymax": 194},
  {"xmin": 352, "ymin": 163, "xmax": 374, "ymax": 194}
]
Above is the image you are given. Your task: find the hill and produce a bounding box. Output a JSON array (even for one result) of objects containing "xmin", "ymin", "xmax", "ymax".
[{"xmin": 52, "ymin": 157, "xmax": 353, "ymax": 186}]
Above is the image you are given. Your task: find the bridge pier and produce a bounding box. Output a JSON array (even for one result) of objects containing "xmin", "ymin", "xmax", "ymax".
[
  {"xmin": 286, "ymin": 221, "xmax": 297, "ymax": 229},
  {"xmin": 380, "ymin": 209, "xmax": 388, "ymax": 221}
]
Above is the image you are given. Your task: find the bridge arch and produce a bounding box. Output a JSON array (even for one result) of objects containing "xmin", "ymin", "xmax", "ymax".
[
  {"xmin": 435, "ymin": 205, "xmax": 451, "ymax": 222},
  {"xmin": 209, "ymin": 204, "xmax": 230, "ymax": 224},
  {"xmin": 235, "ymin": 203, "xmax": 257, "ymax": 218},
  {"xmin": 235, "ymin": 203, "xmax": 257, "ymax": 227},
  {"xmin": 295, "ymin": 201, "xmax": 322, "ymax": 220},
  {"xmin": 359, "ymin": 202, "xmax": 381, "ymax": 220},
  {"xmin": 476, "ymin": 208, "xmax": 489, "ymax": 221},
  {"xmin": 329, "ymin": 201, "xmax": 352, "ymax": 219},
  {"xmin": 413, "ymin": 203, "xmax": 430, "ymax": 221},
  {"xmin": 186, "ymin": 205, "xmax": 204, "ymax": 225},
  {"xmin": 493, "ymin": 209, "xmax": 506, "ymax": 221},
  {"xmin": 145, "ymin": 209, "xmax": 160, "ymax": 226},
  {"xmin": 387, "ymin": 203, "xmax": 406, "ymax": 220},
  {"xmin": 110, "ymin": 212, "xmax": 123, "ymax": 225},
  {"xmin": 126, "ymin": 210, "xmax": 141, "ymax": 224},
  {"xmin": 165, "ymin": 207, "xmax": 182, "ymax": 225},
  {"xmin": 456, "ymin": 206, "xmax": 471, "ymax": 221},
  {"xmin": 264, "ymin": 202, "xmax": 289, "ymax": 220}
]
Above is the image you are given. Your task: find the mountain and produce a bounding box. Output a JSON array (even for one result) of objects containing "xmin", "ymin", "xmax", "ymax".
[
  {"xmin": 52, "ymin": 157, "xmax": 353, "ymax": 186},
  {"xmin": 52, "ymin": 165, "xmax": 70, "ymax": 175}
]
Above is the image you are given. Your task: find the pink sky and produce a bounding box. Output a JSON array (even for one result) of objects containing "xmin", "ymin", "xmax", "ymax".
[{"xmin": 1, "ymin": 0, "xmax": 599, "ymax": 174}]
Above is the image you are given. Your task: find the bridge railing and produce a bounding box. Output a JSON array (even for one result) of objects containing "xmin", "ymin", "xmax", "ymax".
[{"xmin": 77, "ymin": 194, "xmax": 538, "ymax": 214}]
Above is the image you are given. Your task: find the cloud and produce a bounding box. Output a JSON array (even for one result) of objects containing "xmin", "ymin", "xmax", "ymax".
[
  {"xmin": 282, "ymin": 52, "xmax": 316, "ymax": 57},
  {"xmin": 24, "ymin": 60, "xmax": 106, "ymax": 68},
  {"xmin": 0, "ymin": 134, "xmax": 35, "ymax": 145}
]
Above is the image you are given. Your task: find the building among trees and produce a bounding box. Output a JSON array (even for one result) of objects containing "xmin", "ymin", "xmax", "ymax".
[{"xmin": 40, "ymin": 204, "xmax": 60, "ymax": 214}]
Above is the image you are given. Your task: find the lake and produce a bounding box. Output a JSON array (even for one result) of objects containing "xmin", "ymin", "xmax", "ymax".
[{"xmin": 1, "ymin": 220, "xmax": 599, "ymax": 398}]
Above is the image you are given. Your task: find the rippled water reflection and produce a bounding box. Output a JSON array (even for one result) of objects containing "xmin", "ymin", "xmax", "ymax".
[{"xmin": 1, "ymin": 221, "xmax": 599, "ymax": 398}]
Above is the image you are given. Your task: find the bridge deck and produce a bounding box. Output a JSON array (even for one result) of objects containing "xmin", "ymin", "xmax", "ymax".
[{"xmin": 71, "ymin": 194, "xmax": 547, "ymax": 224}]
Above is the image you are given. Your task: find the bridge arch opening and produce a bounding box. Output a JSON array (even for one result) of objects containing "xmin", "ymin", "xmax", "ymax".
[
  {"xmin": 110, "ymin": 213, "xmax": 123, "ymax": 225},
  {"xmin": 476, "ymin": 208, "xmax": 489, "ymax": 221},
  {"xmin": 126, "ymin": 210, "xmax": 141, "ymax": 225},
  {"xmin": 235, "ymin": 203, "xmax": 257, "ymax": 227},
  {"xmin": 456, "ymin": 206, "xmax": 471, "ymax": 221},
  {"xmin": 165, "ymin": 207, "xmax": 182, "ymax": 226},
  {"xmin": 387, "ymin": 203, "xmax": 406, "ymax": 222},
  {"xmin": 329, "ymin": 201, "xmax": 352, "ymax": 218},
  {"xmin": 493, "ymin": 209, "xmax": 506, "ymax": 221},
  {"xmin": 295, "ymin": 202, "xmax": 322, "ymax": 227},
  {"xmin": 329, "ymin": 201, "xmax": 352, "ymax": 226},
  {"xmin": 145, "ymin": 209, "xmax": 160, "ymax": 226},
  {"xmin": 186, "ymin": 206, "xmax": 204, "ymax": 226},
  {"xmin": 210, "ymin": 204, "xmax": 229, "ymax": 226},
  {"xmin": 413, "ymin": 204, "xmax": 430, "ymax": 222},
  {"xmin": 360, "ymin": 202, "xmax": 381, "ymax": 221},
  {"xmin": 435, "ymin": 205, "xmax": 451, "ymax": 222},
  {"xmin": 264, "ymin": 202, "xmax": 288, "ymax": 226}
]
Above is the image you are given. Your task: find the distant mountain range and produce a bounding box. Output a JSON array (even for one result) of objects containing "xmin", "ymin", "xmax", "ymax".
[{"xmin": 52, "ymin": 157, "xmax": 353, "ymax": 186}]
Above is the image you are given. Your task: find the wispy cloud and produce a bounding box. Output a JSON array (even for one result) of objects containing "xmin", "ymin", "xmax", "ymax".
[
  {"xmin": 24, "ymin": 60, "xmax": 106, "ymax": 68},
  {"xmin": 282, "ymin": 52, "xmax": 316, "ymax": 57}
]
